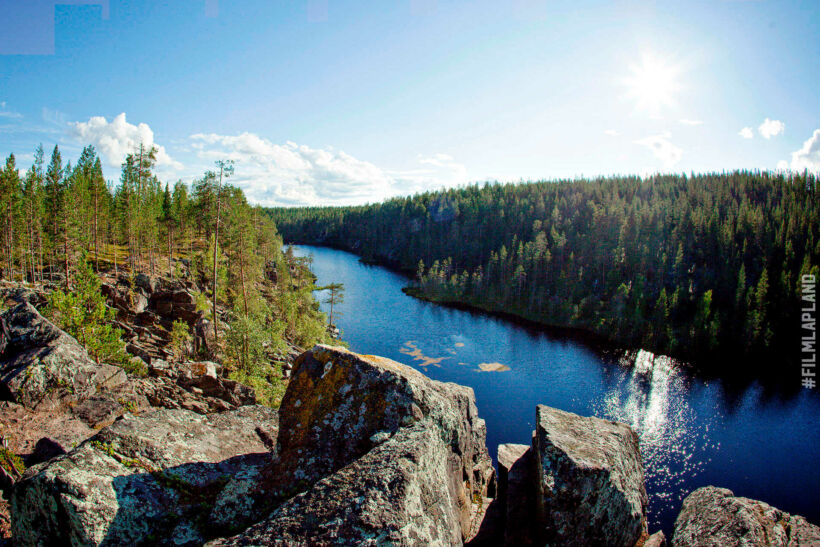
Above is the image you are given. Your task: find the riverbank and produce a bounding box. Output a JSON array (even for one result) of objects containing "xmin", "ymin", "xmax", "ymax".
[
  {"xmin": 401, "ymin": 285, "xmax": 623, "ymax": 357},
  {"xmin": 288, "ymin": 241, "xmax": 802, "ymax": 389},
  {"xmin": 291, "ymin": 244, "xmax": 820, "ymax": 535}
]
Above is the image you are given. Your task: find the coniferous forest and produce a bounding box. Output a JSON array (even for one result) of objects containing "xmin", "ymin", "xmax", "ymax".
[
  {"xmin": 0, "ymin": 144, "xmax": 331, "ymax": 406},
  {"xmin": 268, "ymin": 172, "xmax": 820, "ymax": 374}
]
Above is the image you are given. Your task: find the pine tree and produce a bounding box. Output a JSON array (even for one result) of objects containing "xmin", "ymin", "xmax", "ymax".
[
  {"xmin": 44, "ymin": 145, "xmax": 63, "ymax": 283},
  {"xmin": 46, "ymin": 258, "xmax": 129, "ymax": 366},
  {"xmin": 0, "ymin": 155, "xmax": 22, "ymax": 281},
  {"xmin": 321, "ymin": 283, "xmax": 345, "ymax": 326},
  {"xmin": 211, "ymin": 159, "xmax": 234, "ymax": 344}
]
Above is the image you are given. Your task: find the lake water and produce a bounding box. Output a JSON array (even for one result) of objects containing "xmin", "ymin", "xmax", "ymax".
[{"xmin": 294, "ymin": 244, "xmax": 820, "ymax": 536}]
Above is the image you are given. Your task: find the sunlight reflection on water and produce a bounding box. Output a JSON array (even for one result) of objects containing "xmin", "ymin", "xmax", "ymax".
[
  {"xmin": 592, "ymin": 351, "xmax": 721, "ymax": 528},
  {"xmin": 294, "ymin": 245, "xmax": 820, "ymax": 535}
]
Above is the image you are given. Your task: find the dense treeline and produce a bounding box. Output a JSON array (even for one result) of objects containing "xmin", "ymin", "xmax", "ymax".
[
  {"xmin": 268, "ymin": 172, "xmax": 819, "ymax": 371},
  {"xmin": 0, "ymin": 144, "xmax": 330, "ymax": 405}
]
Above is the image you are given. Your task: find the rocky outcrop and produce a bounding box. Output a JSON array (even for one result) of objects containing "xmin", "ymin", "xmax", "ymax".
[
  {"xmin": 0, "ymin": 302, "xmax": 127, "ymax": 410},
  {"xmin": 0, "ymin": 287, "xmax": 47, "ymax": 310},
  {"xmin": 101, "ymin": 274, "xmax": 202, "ymax": 364},
  {"xmin": 209, "ymin": 344, "xmax": 495, "ymax": 546},
  {"xmin": 131, "ymin": 360, "xmax": 256, "ymax": 415},
  {"xmin": 673, "ymin": 486, "xmax": 820, "ymax": 546},
  {"xmin": 134, "ymin": 273, "xmax": 158, "ymax": 294},
  {"xmin": 645, "ymin": 530, "xmax": 666, "ymax": 547},
  {"xmin": 0, "ymin": 300, "xmax": 252, "ymax": 480},
  {"xmin": 11, "ymin": 405, "xmax": 278, "ymax": 546},
  {"xmin": 534, "ymin": 404, "xmax": 648, "ymax": 546},
  {"xmin": 497, "ymin": 443, "xmax": 536, "ymax": 546}
]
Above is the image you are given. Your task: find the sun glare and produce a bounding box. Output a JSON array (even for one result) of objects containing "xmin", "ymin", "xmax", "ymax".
[{"xmin": 623, "ymin": 52, "xmax": 682, "ymax": 116}]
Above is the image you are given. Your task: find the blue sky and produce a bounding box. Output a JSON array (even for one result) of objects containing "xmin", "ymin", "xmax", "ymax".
[{"xmin": 1, "ymin": 0, "xmax": 818, "ymax": 206}]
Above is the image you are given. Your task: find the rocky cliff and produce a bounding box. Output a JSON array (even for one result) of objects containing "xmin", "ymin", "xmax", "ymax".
[
  {"xmin": 2, "ymin": 304, "xmax": 818, "ymax": 546},
  {"xmin": 209, "ymin": 345, "xmax": 496, "ymax": 546}
]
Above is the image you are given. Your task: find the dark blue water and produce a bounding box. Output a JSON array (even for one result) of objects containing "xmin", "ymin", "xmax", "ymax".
[{"xmin": 294, "ymin": 245, "xmax": 820, "ymax": 536}]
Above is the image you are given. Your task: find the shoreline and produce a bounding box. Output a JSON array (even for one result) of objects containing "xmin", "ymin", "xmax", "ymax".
[{"xmin": 287, "ymin": 240, "xmax": 813, "ymax": 393}]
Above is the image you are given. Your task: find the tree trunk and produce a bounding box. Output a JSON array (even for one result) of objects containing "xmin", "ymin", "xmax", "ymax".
[
  {"xmin": 27, "ymin": 215, "xmax": 35, "ymax": 283},
  {"xmin": 93, "ymin": 182, "xmax": 99, "ymax": 272},
  {"xmin": 63, "ymin": 212, "xmax": 70, "ymax": 289},
  {"xmin": 239, "ymin": 234, "xmax": 248, "ymax": 318},
  {"xmin": 37, "ymin": 228, "xmax": 43, "ymax": 283},
  {"xmin": 240, "ymin": 239, "xmax": 249, "ymax": 371},
  {"xmin": 212, "ymin": 165, "xmax": 223, "ymax": 345},
  {"xmin": 168, "ymin": 225, "xmax": 172, "ymax": 279}
]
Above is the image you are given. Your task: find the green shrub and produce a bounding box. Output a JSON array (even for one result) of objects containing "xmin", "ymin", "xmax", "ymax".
[
  {"xmin": 47, "ymin": 258, "xmax": 129, "ymax": 366},
  {"xmin": 230, "ymin": 367, "xmax": 287, "ymax": 409},
  {"xmin": 169, "ymin": 320, "xmax": 192, "ymax": 362},
  {"xmin": 0, "ymin": 448, "xmax": 25, "ymax": 475}
]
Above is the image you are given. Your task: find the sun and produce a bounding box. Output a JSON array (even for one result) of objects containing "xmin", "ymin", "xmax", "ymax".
[{"xmin": 623, "ymin": 52, "xmax": 682, "ymax": 116}]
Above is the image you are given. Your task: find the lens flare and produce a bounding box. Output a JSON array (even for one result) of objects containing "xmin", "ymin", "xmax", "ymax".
[{"xmin": 623, "ymin": 52, "xmax": 682, "ymax": 116}]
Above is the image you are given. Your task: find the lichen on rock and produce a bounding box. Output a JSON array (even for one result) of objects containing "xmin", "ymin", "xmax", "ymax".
[
  {"xmin": 533, "ymin": 404, "xmax": 648, "ymax": 546},
  {"xmin": 11, "ymin": 405, "xmax": 278, "ymax": 546},
  {"xmin": 673, "ymin": 486, "xmax": 820, "ymax": 547},
  {"xmin": 211, "ymin": 344, "xmax": 495, "ymax": 546}
]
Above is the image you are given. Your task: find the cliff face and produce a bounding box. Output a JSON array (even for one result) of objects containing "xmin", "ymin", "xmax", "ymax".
[
  {"xmin": 211, "ymin": 345, "xmax": 496, "ymax": 545},
  {"xmin": 533, "ymin": 405, "xmax": 648, "ymax": 545},
  {"xmin": 4, "ymin": 333, "xmax": 818, "ymax": 545},
  {"xmin": 9, "ymin": 345, "xmax": 496, "ymax": 546},
  {"xmin": 490, "ymin": 406, "xmax": 649, "ymax": 547}
]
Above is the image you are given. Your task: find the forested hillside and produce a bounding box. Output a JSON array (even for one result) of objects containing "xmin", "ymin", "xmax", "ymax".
[
  {"xmin": 0, "ymin": 144, "xmax": 331, "ymax": 405},
  {"xmin": 269, "ymin": 172, "xmax": 819, "ymax": 372}
]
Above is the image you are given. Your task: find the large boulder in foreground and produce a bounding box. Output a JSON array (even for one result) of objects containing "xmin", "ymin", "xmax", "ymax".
[
  {"xmin": 534, "ymin": 404, "xmax": 647, "ymax": 546},
  {"xmin": 673, "ymin": 486, "xmax": 820, "ymax": 546},
  {"xmin": 11, "ymin": 405, "xmax": 278, "ymax": 546},
  {"xmin": 0, "ymin": 302, "xmax": 127, "ymax": 409},
  {"xmin": 210, "ymin": 344, "xmax": 495, "ymax": 546}
]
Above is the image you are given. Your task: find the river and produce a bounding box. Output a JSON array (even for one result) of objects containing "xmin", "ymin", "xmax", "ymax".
[{"xmin": 293, "ymin": 244, "xmax": 820, "ymax": 536}]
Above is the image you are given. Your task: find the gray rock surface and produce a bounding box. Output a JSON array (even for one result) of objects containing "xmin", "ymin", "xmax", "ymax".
[
  {"xmin": 673, "ymin": 486, "xmax": 820, "ymax": 547},
  {"xmin": 645, "ymin": 530, "xmax": 666, "ymax": 547},
  {"xmin": 0, "ymin": 302, "xmax": 127, "ymax": 409},
  {"xmin": 132, "ymin": 360, "xmax": 256, "ymax": 415},
  {"xmin": 534, "ymin": 404, "xmax": 647, "ymax": 546},
  {"xmin": 134, "ymin": 273, "xmax": 158, "ymax": 294},
  {"xmin": 497, "ymin": 443, "xmax": 536, "ymax": 547},
  {"xmin": 210, "ymin": 344, "xmax": 495, "ymax": 546},
  {"xmin": 11, "ymin": 405, "xmax": 278, "ymax": 546},
  {"xmin": 150, "ymin": 288, "xmax": 200, "ymax": 325}
]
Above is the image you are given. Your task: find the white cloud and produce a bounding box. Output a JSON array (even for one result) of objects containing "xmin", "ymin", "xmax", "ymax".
[
  {"xmin": 758, "ymin": 118, "xmax": 784, "ymax": 139},
  {"xmin": 739, "ymin": 127, "xmax": 754, "ymax": 139},
  {"xmin": 786, "ymin": 129, "xmax": 820, "ymax": 173},
  {"xmin": 188, "ymin": 132, "xmax": 469, "ymax": 206},
  {"xmin": 0, "ymin": 101, "xmax": 22, "ymax": 119},
  {"xmin": 635, "ymin": 132, "xmax": 683, "ymax": 168},
  {"xmin": 69, "ymin": 113, "xmax": 182, "ymax": 172},
  {"xmin": 678, "ymin": 119, "xmax": 703, "ymax": 126},
  {"xmin": 604, "ymin": 129, "xmax": 620, "ymax": 136}
]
